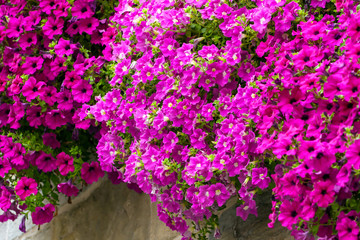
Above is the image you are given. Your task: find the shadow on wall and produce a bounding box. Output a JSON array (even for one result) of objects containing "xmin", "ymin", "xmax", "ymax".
[{"xmin": 210, "ymin": 191, "xmax": 293, "ymax": 240}]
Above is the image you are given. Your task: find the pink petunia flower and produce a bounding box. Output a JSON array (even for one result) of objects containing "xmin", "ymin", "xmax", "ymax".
[
  {"xmin": 15, "ymin": 177, "xmax": 38, "ymax": 200},
  {"xmin": 50, "ymin": 57, "xmax": 67, "ymax": 76},
  {"xmin": 252, "ymin": 167, "xmax": 271, "ymax": 190},
  {"xmin": 22, "ymin": 77, "xmax": 46, "ymax": 102},
  {"xmin": 208, "ymin": 183, "xmax": 231, "ymax": 207},
  {"xmin": 81, "ymin": 162, "xmax": 104, "ymax": 184},
  {"xmin": 5, "ymin": 17, "xmax": 23, "ymax": 38},
  {"xmin": 346, "ymin": 139, "xmax": 360, "ymax": 169},
  {"xmin": 31, "ymin": 204, "xmax": 55, "ymax": 225},
  {"xmin": 72, "ymin": 80, "xmax": 93, "ymax": 103},
  {"xmin": 198, "ymin": 44, "xmax": 219, "ymax": 61},
  {"xmin": 278, "ymin": 200, "xmax": 302, "ymax": 230},
  {"xmin": 56, "ymin": 152, "xmax": 74, "ymax": 176},
  {"xmin": 64, "ymin": 71, "xmax": 82, "ymax": 88},
  {"xmin": 56, "ymin": 90, "xmax": 73, "ymax": 110},
  {"xmin": 39, "ymin": 0, "xmax": 58, "ymax": 14},
  {"xmin": 0, "ymin": 186, "xmax": 11, "ymax": 212},
  {"xmin": 336, "ymin": 217, "xmax": 359, "ymax": 240},
  {"xmin": 310, "ymin": 181, "xmax": 335, "ymax": 208},
  {"xmin": 42, "ymin": 133, "xmax": 60, "ymax": 149},
  {"xmin": 54, "ymin": 38, "xmax": 77, "ymax": 56},
  {"xmin": 18, "ymin": 32, "xmax": 37, "ymax": 50},
  {"xmin": 0, "ymin": 158, "xmax": 12, "ymax": 177},
  {"xmin": 66, "ymin": 21, "xmax": 80, "ymax": 36},
  {"xmin": 78, "ymin": 18, "xmax": 99, "ymax": 35},
  {"xmin": 72, "ymin": 1, "xmax": 94, "ymax": 19},
  {"xmin": 44, "ymin": 110, "xmax": 68, "ymax": 130},
  {"xmin": 21, "ymin": 57, "xmax": 44, "ymax": 75},
  {"xmin": 38, "ymin": 86, "xmax": 57, "ymax": 106},
  {"xmin": 35, "ymin": 152, "xmax": 57, "ymax": 172},
  {"xmin": 190, "ymin": 129, "xmax": 207, "ymax": 149},
  {"xmin": 53, "ymin": 1, "xmax": 70, "ymax": 18},
  {"xmin": 43, "ymin": 17, "xmax": 64, "ymax": 39},
  {"xmin": 292, "ymin": 46, "xmax": 323, "ymax": 70},
  {"xmin": 57, "ymin": 181, "xmax": 79, "ymax": 197},
  {"xmin": 26, "ymin": 106, "xmax": 43, "ymax": 128}
]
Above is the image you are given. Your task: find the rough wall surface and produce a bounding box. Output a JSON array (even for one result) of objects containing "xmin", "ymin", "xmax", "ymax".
[
  {"xmin": 0, "ymin": 179, "xmax": 293, "ymax": 240},
  {"xmin": 209, "ymin": 192, "xmax": 293, "ymax": 240}
]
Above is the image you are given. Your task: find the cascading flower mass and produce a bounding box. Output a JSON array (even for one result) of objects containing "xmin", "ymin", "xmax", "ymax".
[{"xmin": 0, "ymin": 0, "xmax": 360, "ymax": 239}]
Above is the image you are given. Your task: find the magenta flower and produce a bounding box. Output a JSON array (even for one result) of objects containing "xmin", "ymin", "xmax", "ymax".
[
  {"xmin": 236, "ymin": 198, "xmax": 257, "ymax": 221},
  {"xmin": 292, "ymin": 46, "xmax": 322, "ymax": 70},
  {"xmin": 56, "ymin": 152, "xmax": 74, "ymax": 176},
  {"xmin": 198, "ymin": 44, "xmax": 218, "ymax": 60},
  {"xmin": 42, "ymin": 133, "xmax": 60, "ymax": 149},
  {"xmin": 310, "ymin": 0, "xmax": 330, "ymax": 7},
  {"xmin": 21, "ymin": 57, "xmax": 43, "ymax": 75},
  {"xmin": 8, "ymin": 97, "xmax": 25, "ymax": 130},
  {"xmin": 57, "ymin": 181, "xmax": 79, "ymax": 197},
  {"xmin": 238, "ymin": 62, "xmax": 255, "ymax": 82},
  {"xmin": 336, "ymin": 217, "xmax": 359, "ymax": 240},
  {"xmin": 43, "ymin": 17, "xmax": 64, "ymax": 39},
  {"xmin": 36, "ymin": 152, "xmax": 57, "ymax": 172},
  {"xmin": 346, "ymin": 140, "xmax": 360, "ymax": 169},
  {"xmin": 0, "ymin": 103, "xmax": 9, "ymax": 128},
  {"xmin": 72, "ymin": 1, "xmax": 94, "ymax": 19},
  {"xmin": 347, "ymin": 15, "xmax": 360, "ymax": 41},
  {"xmin": 21, "ymin": 77, "xmax": 46, "ymax": 102},
  {"xmin": 5, "ymin": 17, "xmax": 23, "ymax": 38},
  {"xmin": 39, "ymin": 0, "xmax": 58, "ymax": 14},
  {"xmin": 9, "ymin": 143, "xmax": 26, "ymax": 167},
  {"xmin": 53, "ymin": 1, "xmax": 70, "ymax": 18},
  {"xmin": 15, "ymin": 177, "xmax": 38, "ymax": 200},
  {"xmin": 251, "ymin": 167, "xmax": 271, "ymax": 190},
  {"xmin": 0, "ymin": 186, "xmax": 11, "ymax": 212},
  {"xmin": 0, "ymin": 158, "xmax": 11, "ymax": 177},
  {"xmin": 39, "ymin": 86, "xmax": 58, "ymax": 106},
  {"xmin": 190, "ymin": 129, "xmax": 207, "ymax": 149},
  {"xmin": 78, "ymin": 18, "xmax": 99, "ymax": 35},
  {"xmin": 306, "ymin": 150, "xmax": 336, "ymax": 172},
  {"xmin": 26, "ymin": 106, "xmax": 43, "ymax": 128},
  {"xmin": 31, "ymin": 204, "xmax": 55, "ymax": 225},
  {"xmin": 163, "ymin": 131, "xmax": 178, "ymax": 151},
  {"xmin": 81, "ymin": 162, "xmax": 104, "ymax": 184},
  {"xmin": 24, "ymin": 10, "xmax": 41, "ymax": 30},
  {"xmin": 208, "ymin": 183, "xmax": 230, "ymax": 207},
  {"xmin": 54, "ymin": 38, "xmax": 77, "ymax": 56},
  {"xmin": 50, "ymin": 57, "xmax": 67, "ymax": 76},
  {"xmin": 90, "ymin": 100, "xmax": 110, "ymax": 122},
  {"xmin": 310, "ymin": 181, "xmax": 335, "ymax": 208},
  {"xmin": 56, "ymin": 90, "xmax": 73, "ymax": 111},
  {"xmin": 278, "ymin": 200, "xmax": 301, "ymax": 230},
  {"xmin": 72, "ymin": 80, "xmax": 93, "ymax": 103},
  {"xmin": 251, "ymin": 8, "xmax": 271, "ymax": 34},
  {"xmin": 18, "ymin": 32, "xmax": 37, "ymax": 50},
  {"xmin": 44, "ymin": 110, "xmax": 67, "ymax": 130},
  {"xmin": 64, "ymin": 71, "xmax": 82, "ymax": 88},
  {"xmin": 66, "ymin": 21, "xmax": 80, "ymax": 36},
  {"xmin": 198, "ymin": 185, "xmax": 214, "ymax": 207},
  {"xmin": 159, "ymin": 38, "xmax": 178, "ymax": 57}
]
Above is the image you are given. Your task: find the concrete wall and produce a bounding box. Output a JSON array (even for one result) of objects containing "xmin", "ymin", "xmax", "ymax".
[{"xmin": 0, "ymin": 178, "xmax": 293, "ymax": 240}]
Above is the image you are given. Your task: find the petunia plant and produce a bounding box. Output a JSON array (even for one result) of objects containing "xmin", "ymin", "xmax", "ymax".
[
  {"xmin": 1, "ymin": 0, "xmax": 360, "ymax": 240},
  {"xmin": 0, "ymin": 0, "xmax": 116, "ymax": 230}
]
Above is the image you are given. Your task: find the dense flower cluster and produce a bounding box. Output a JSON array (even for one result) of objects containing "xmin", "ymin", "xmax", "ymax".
[
  {"xmin": 0, "ymin": 0, "xmax": 116, "ymax": 230},
  {"xmin": 1, "ymin": 0, "xmax": 360, "ymax": 240},
  {"xmin": 257, "ymin": 5, "xmax": 360, "ymax": 239},
  {"xmin": 89, "ymin": 1, "xmax": 360, "ymax": 240}
]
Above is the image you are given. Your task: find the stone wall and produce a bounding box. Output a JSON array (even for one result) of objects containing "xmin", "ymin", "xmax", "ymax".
[{"xmin": 0, "ymin": 178, "xmax": 293, "ymax": 240}]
